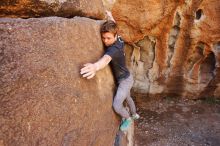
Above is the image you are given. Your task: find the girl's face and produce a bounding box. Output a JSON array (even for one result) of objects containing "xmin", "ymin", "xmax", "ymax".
[{"xmin": 101, "ymin": 32, "xmax": 117, "ymax": 47}]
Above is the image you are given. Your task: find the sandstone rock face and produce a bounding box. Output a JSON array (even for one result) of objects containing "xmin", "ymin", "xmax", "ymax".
[
  {"xmin": 0, "ymin": 17, "xmax": 119, "ymax": 146},
  {"xmin": 102, "ymin": 0, "xmax": 116, "ymax": 10},
  {"xmin": 0, "ymin": 0, "xmax": 105, "ymax": 19},
  {"xmin": 111, "ymin": 0, "xmax": 220, "ymax": 98}
]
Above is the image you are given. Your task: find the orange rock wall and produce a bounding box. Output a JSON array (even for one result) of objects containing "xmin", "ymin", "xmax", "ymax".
[{"xmin": 112, "ymin": 0, "xmax": 220, "ymax": 98}]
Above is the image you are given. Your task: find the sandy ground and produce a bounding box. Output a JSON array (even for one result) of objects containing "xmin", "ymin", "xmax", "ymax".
[{"xmin": 134, "ymin": 96, "xmax": 220, "ymax": 146}]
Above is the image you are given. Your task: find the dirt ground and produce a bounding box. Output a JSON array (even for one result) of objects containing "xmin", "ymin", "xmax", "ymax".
[{"xmin": 134, "ymin": 95, "xmax": 220, "ymax": 146}]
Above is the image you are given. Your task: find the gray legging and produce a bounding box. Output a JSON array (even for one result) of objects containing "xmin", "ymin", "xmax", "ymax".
[{"xmin": 113, "ymin": 74, "xmax": 137, "ymax": 119}]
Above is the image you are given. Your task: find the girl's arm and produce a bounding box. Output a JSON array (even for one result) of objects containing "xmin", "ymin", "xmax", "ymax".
[
  {"xmin": 106, "ymin": 10, "xmax": 116, "ymax": 22},
  {"xmin": 80, "ymin": 55, "xmax": 112, "ymax": 79}
]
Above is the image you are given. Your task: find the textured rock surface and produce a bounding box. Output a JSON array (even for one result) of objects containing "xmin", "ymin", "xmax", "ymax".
[
  {"xmin": 111, "ymin": 0, "xmax": 220, "ymax": 98},
  {"xmin": 0, "ymin": 0, "xmax": 105, "ymax": 19},
  {"xmin": 0, "ymin": 17, "xmax": 119, "ymax": 146},
  {"xmin": 102, "ymin": 0, "xmax": 116, "ymax": 10}
]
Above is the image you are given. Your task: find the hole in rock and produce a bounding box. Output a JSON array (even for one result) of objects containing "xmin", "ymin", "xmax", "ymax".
[
  {"xmin": 199, "ymin": 50, "xmax": 216, "ymax": 84},
  {"xmin": 195, "ymin": 9, "xmax": 203, "ymax": 20}
]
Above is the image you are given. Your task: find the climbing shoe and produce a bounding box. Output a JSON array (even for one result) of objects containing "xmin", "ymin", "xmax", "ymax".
[
  {"xmin": 132, "ymin": 113, "xmax": 140, "ymax": 120},
  {"xmin": 120, "ymin": 117, "xmax": 132, "ymax": 131}
]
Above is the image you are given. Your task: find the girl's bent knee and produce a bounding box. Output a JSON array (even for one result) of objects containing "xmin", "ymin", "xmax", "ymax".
[{"xmin": 113, "ymin": 102, "xmax": 121, "ymax": 112}]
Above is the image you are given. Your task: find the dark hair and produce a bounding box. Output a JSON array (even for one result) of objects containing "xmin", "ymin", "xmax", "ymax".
[{"xmin": 100, "ymin": 20, "xmax": 117, "ymax": 36}]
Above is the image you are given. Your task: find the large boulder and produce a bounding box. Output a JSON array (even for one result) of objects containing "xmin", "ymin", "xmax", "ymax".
[
  {"xmin": 110, "ymin": 0, "xmax": 220, "ymax": 98},
  {"xmin": 0, "ymin": 0, "xmax": 106, "ymax": 19},
  {"xmin": 0, "ymin": 17, "xmax": 119, "ymax": 146}
]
